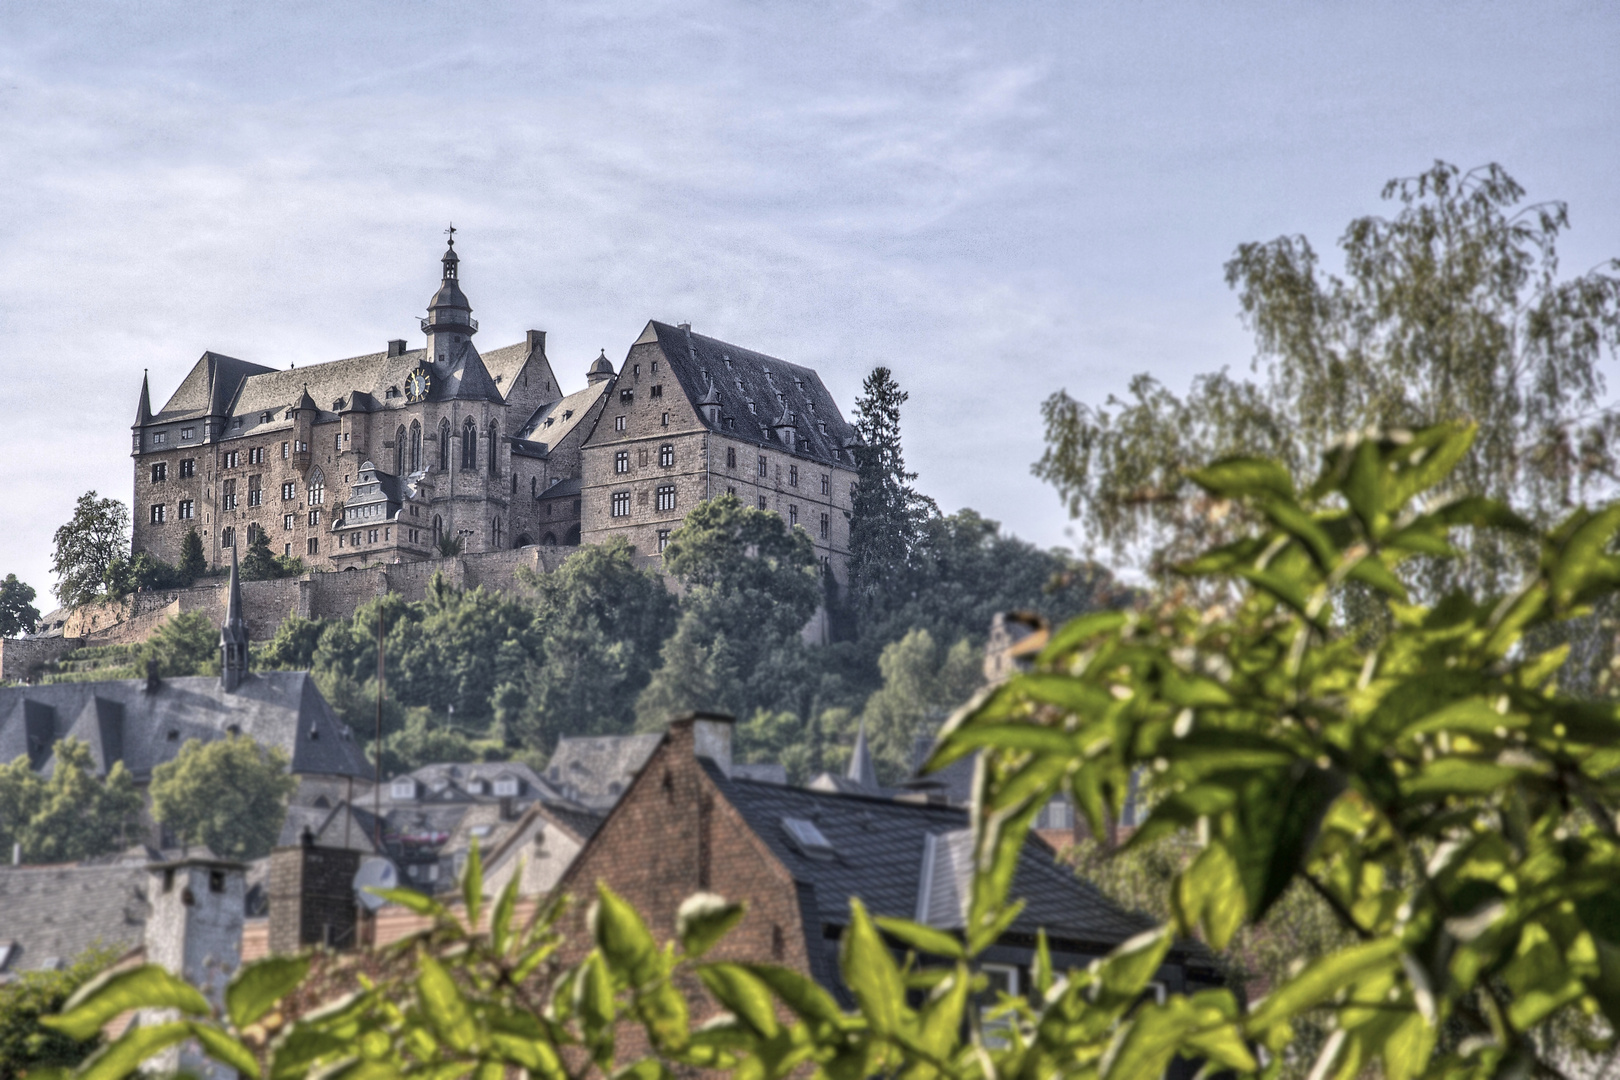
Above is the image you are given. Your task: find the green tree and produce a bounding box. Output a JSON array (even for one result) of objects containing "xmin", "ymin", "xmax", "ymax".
[
  {"xmin": 854, "ymin": 628, "xmax": 981, "ymax": 783},
  {"xmin": 847, "ymin": 367, "xmax": 935, "ymax": 622},
  {"xmin": 0, "ymin": 575, "xmax": 40, "ymax": 638},
  {"xmin": 50, "ymin": 492, "xmax": 129, "ymax": 609},
  {"xmin": 0, "ymin": 946, "xmax": 121, "ymax": 1080},
  {"xmin": 240, "ymin": 529, "xmax": 279, "ymax": 581},
  {"xmin": 0, "ymin": 739, "xmax": 141, "ymax": 863},
  {"xmin": 148, "ymin": 736, "xmax": 298, "ymax": 860},
  {"xmin": 637, "ymin": 495, "xmax": 820, "ymax": 727},
  {"xmin": 178, "ymin": 527, "xmax": 207, "ymax": 583},
  {"xmin": 136, "ymin": 610, "xmax": 219, "ymax": 678},
  {"xmin": 258, "ymin": 611, "xmax": 330, "ymax": 670},
  {"xmin": 1035, "ymin": 162, "xmax": 1620, "ymax": 589}
]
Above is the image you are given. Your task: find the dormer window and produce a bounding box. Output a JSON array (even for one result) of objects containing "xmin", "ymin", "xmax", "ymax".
[
  {"xmin": 782, "ymin": 817, "xmax": 834, "ymax": 857},
  {"xmin": 391, "ymin": 778, "xmax": 418, "ymax": 800},
  {"xmin": 493, "ymin": 777, "xmax": 519, "ymax": 797}
]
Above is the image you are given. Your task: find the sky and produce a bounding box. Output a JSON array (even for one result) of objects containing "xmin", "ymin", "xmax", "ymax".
[{"xmin": 1, "ymin": 1, "xmax": 1616, "ymax": 604}]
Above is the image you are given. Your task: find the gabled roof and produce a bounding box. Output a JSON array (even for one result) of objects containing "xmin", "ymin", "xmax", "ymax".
[
  {"xmin": 638, "ymin": 322, "xmax": 856, "ymax": 468},
  {"xmin": 0, "ymin": 849, "xmax": 156, "ymax": 973},
  {"xmin": 0, "ymin": 673, "xmax": 371, "ymax": 781},
  {"xmin": 514, "ymin": 381, "xmax": 612, "ymax": 457},
  {"xmin": 151, "ymin": 352, "xmax": 277, "ymax": 421},
  {"xmin": 543, "ymin": 733, "xmax": 663, "ymax": 810}
]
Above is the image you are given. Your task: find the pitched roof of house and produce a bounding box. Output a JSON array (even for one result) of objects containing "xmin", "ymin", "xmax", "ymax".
[
  {"xmin": 514, "ymin": 381, "xmax": 612, "ymax": 457},
  {"xmin": 543, "ymin": 733, "xmax": 664, "ymax": 810},
  {"xmin": 637, "ymin": 322, "xmax": 857, "ymax": 468},
  {"xmin": 0, "ymin": 856, "xmax": 152, "ymax": 974},
  {"xmin": 0, "ymin": 672, "xmax": 371, "ymax": 781}
]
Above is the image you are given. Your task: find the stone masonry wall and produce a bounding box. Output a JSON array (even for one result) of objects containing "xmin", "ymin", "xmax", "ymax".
[{"xmin": 0, "ymin": 635, "xmax": 87, "ymax": 681}]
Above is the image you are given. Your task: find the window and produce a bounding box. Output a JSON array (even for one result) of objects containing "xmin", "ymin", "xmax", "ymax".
[
  {"xmin": 758, "ymin": 496, "xmax": 767, "ymax": 510},
  {"xmin": 651, "ymin": 384, "xmax": 663, "ymax": 398},
  {"xmin": 461, "ymin": 418, "xmax": 477, "ymax": 470},
  {"xmin": 222, "ymin": 479, "xmax": 237, "ymax": 509},
  {"xmin": 368, "ymin": 528, "xmax": 379, "ymax": 544},
  {"xmin": 782, "ymin": 817, "xmax": 834, "ymax": 856},
  {"xmin": 746, "ymin": 400, "xmax": 756, "ymax": 414},
  {"xmin": 335, "ymin": 433, "xmax": 343, "ymax": 453},
  {"xmin": 819, "ymin": 512, "xmax": 829, "ymax": 539},
  {"xmin": 281, "ymin": 441, "xmax": 290, "ymax": 459},
  {"xmin": 727, "ymin": 486, "xmax": 736, "ymax": 496},
  {"xmin": 492, "ymin": 517, "xmax": 502, "ymax": 547},
  {"xmin": 308, "ymin": 471, "xmax": 324, "ymax": 504},
  {"xmin": 307, "ymin": 537, "xmax": 319, "ymax": 555},
  {"xmin": 247, "ymin": 522, "xmax": 263, "ymax": 544},
  {"xmin": 726, "ymin": 447, "xmax": 736, "ymax": 469},
  {"xmin": 247, "ymin": 476, "xmax": 262, "ymax": 506},
  {"xmin": 788, "ymin": 504, "xmax": 798, "ymax": 527},
  {"xmin": 662, "ymin": 411, "xmax": 670, "ymax": 426},
  {"xmin": 391, "ymin": 777, "xmax": 417, "ymax": 799},
  {"xmin": 150, "ymin": 462, "xmax": 167, "ymax": 483},
  {"xmin": 758, "ymin": 455, "xmax": 768, "ymax": 478},
  {"xmin": 410, "ymin": 421, "xmax": 422, "ymax": 472},
  {"xmin": 308, "ymin": 509, "xmax": 321, "ymax": 526},
  {"xmin": 439, "ymin": 419, "xmax": 452, "ymax": 470},
  {"xmin": 611, "ymin": 491, "xmax": 631, "ymax": 517},
  {"xmin": 282, "ymin": 481, "xmax": 296, "ymax": 501},
  {"xmin": 249, "ymin": 447, "xmax": 265, "ymax": 465},
  {"xmin": 820, "ymin": 473, "xmax": 830, "ymax": 495},
  {"xmin": 179, "ymin": 500, "xmax": 194, "ymax": 520},
  {"xmin": 977, "ymin": 963, "xmax": 1021, "ymax": 1044},
  {"xmin": 659, "ymin": 444, "xmax": 674, "ymax": 467},
  {"xmin": 181, "ymin": 427, "xmax": 195, "ymax": 441},
  {"xmin": 180, "ymin": 459, "xmax": 195, "ymax": 478},
  {"xmin": 619, "ymin": 388, "xmax": 635, "ymax": 403},
  {"xmin": 656, "ymin": 485, "xmax": 676, "ymax": 512},
  {"xmin": 789, "ymin": 465, "xmax": 798, "ymax": 487},
  {"xmin": 614, "ymin": 415, "xmax": 627, "ymax": 432},
  {"xmin": 152, "ymin": 430, "xmax": 167, "ymax": 445},
  {"xmin": 150, "ymin": 504, "xmax": 166, "ymax": 524},
  {"xmin": 284, "ymin": 513, "xmax": 296, "ymax": 530},
  {"xmin": 615, "ymin": 450, "xmax": 630, "ymax": 474},
  {"xmin": 488, "ymin": 421, "xmax": 500, "ymax": 477},
  {"xmin": 639, "ymin": 447, "xmax": 649, "ymax": 467},
  {"xmin": 223, "ymin": 450, "xmax": 240, "ymax": 469},
  {"xmin": 221, "ymin": 526, "xmax": 235, "ymax": 547},
  {"xmin": 657, "ymin": 529, "xmax": 670, "ymax": 551},
  {"xmin": 724, "ymin": 418, "xmax": 735, "ymax": 430},
  {"xmin": 395, "ymin": 425, "xmax": 407, "ymax": 474}
]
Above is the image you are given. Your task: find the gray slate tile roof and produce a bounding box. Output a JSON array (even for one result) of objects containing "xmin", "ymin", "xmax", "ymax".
[
  {"xmin": 543, "ymin": 733, "xmax": 663, "ymax": 811},
  {"xmin": 0, "ymin": 672, "xmax": 371, "ymax": 781},
  {"xmin": 515, "ymin": 382, "xmax": 613, "ymax": 457},
  {"xmin": 0, "ymin": 859, "xmax": 151, "ymax": 973},
  {"xmin": 644, "ymin": 322, "xmax": 856, "ymax": 468}
]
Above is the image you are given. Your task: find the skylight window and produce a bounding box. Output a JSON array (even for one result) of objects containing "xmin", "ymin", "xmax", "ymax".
[{"xmin": 782, "ymin": 817, "xmax": 834, "ymax": 856}]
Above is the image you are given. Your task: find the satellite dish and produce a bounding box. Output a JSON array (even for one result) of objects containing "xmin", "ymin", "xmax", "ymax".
[{"xmin": 353, "ymin": 856, "xmax": 398, "ymax": 912}]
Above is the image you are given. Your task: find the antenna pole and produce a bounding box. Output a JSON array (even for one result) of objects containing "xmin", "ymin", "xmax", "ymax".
[{"xmin": 375, "ymin": 604, "xmax": 384, "ymax": 850}]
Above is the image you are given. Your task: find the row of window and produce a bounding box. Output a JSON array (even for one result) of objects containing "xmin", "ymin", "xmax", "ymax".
[
  {"xmin": 609, "ymin": 484, "xmax": 680, "ymax": 517},
  {"xmin": 614, "ymin": 444, "xmax": 678, "ymax": 473},
  {"xmin": 218, "ymin": 527, "xmax": 321, "ymax": 557},
  {"xmin": 612, "ymin": 413, "xmax": 673, "ymax": 431}
]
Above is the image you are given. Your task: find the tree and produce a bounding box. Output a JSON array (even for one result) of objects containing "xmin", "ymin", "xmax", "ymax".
[
  {"xmin": 50, "ymin": 492, "xmax": 129, "ymax": 609},
  {"xmin": 240, "ymin": 529, "xmax": 279, "ymax": 581},
  {"xmin": 136, "ymin": 610, "xmax": 219, "ymax": 678},
  {"xmin": 637, "ymin": 495, "xmax": 820, "ymax": 727},
  {"xmin": 847, "ymin": 367, "xmax": 935, "ymax": 619},
  {"xmin": 0, "ymin": 946, "xmax": 121, "ymax": 1079},
  {"xmin": 1035, "ymin": 162, "xmax": 1620, "ymax": 589},
  {"xmin": 0, "ymin": 739, "xmax": 142, "ymax": 863},
  {"xmin": 853, "ymin": 628, "xmax": 981, "ymax": 782},
  {"xmin": 148, "ymin": 736, "xmax": 298, "ymax": 860},
  {"xmin": 0, "ymin": 575, "xmax": 40, "ymax": 638},
  {"xmin": 178, "ymin": 527, "xmax": 207, "ymax": 583}
]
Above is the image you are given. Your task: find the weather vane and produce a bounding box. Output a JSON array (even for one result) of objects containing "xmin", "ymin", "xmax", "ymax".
[{"xmin": 445, "ymin": 222, "xmax": 456, "ymax": 243}]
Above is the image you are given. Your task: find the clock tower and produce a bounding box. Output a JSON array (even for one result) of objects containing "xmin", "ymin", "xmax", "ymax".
[{"xmin": 422, "ymin": 225, "xmax": 477, "ymax": 368}]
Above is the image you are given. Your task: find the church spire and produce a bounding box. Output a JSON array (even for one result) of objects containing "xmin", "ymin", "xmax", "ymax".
[
  {"xmin": 848, "ymin": 717, "xmax": 878, "ymax": 789},
  {"xmin": 422, "ymin": 224, "xmax": 476, "ymax": 365},
  {"xmin": 219, "ymin": 546, "xmax": 249, "ymax": 693},
  {"xmin": 134, "ymin": 370, "xmax": 153, "ymax": 426}
]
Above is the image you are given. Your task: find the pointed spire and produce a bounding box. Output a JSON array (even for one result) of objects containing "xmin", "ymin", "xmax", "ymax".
[
  {"xmin": 848, "ymin": 718, "xmax": 878, "ymax": 790},
  {"xmin": 698, "ymin": 373, "xmax": 722, "ymax": 407},
  {"xmin": 587, "ymin": 349, "xmax": 615, "ymax": 385},
  {"xmin": 220, "ymin": 546, "xmax": 249, "ymax": 693},
  {"xmin": 295, "ymin": 382, "xmax": 319, "ymax": 414},
  {"xmin": 134, "ymin": 370, "xmax": 153, "ymax": 426}
]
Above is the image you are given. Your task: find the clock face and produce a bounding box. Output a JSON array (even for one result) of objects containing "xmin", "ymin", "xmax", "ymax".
[{"xmin": 405, "ymin": 368, "xmax": 432, "ymax": 402}]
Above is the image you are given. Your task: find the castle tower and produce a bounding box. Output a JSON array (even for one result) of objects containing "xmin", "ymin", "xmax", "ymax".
[
  {"xmin": 141, "ymin": 854, "xmax": 246, "ymax": 1080},
  {"xmin": 423, "ymin": 226, "xmax": 477, "ymax": 366},
  {"xmin": 219, "ymin": 547, "xmax": 248, "ymax": 692}
]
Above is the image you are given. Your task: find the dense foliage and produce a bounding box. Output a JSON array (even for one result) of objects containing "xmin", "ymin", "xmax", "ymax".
[
  {"xmin": 0, "ymin": 947, "xmax": 121, "ymax": 1080},
  {"xmin": 0, "ymin": 574, "xmax": 41, "ymax": 638},
  {"xmin": 50, "ymin": 493, "xmax": 130, "ymax": 609},
  {"xmin": 1035, "ymin": 162, "xmax": 1620, "ymax": 591},
  {"xmin": 148, "ymin": 736, "xmax": 299, "ymax": 860},
  {"xmin": 0, "ymin": 738, "xmax": 142, "ymax": 863},
  {"xmin": 52, "ymin": 425, "xmax": 1620, "ymax": 1080}
]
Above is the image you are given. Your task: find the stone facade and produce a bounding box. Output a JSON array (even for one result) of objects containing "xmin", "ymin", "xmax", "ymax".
[
  {"xmin": 141, "ymin": 856, "xmax": 247, "ymax": 1079},
  {"xmin": 267, "ymin": 842, "xmax": 362, "ymax": 954}
]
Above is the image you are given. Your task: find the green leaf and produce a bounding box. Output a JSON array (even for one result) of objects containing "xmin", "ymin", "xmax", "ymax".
[
  {"xmin": 491, "ymin": 872, "xmax": 520, "ymax": 956},
  {"xmin": 1246, "ymin": 939, "xmax": 1402, "ymax": 1034},
  {"xmin": 74, "ymin": 1021, "xmax": 195, "ymax": 1080},
  {"xmin": 696, "ymin": 964, "xmax": 779, "ymax": 1038},
  {"xmin": 462, "ymin": 838, "xmax": 484, "ymax": 928},
  {"xmin": 226, "ymin": 955, "xmax": 311, "ymax": 1029},
  {"xmin": 745, "ymin": 964, "xmax": 846, "ymax": 1028},
  {"xmin": 1548, "ymin": 503, "xmax": 1620, "ymax": 609},
  {"xmin": 840, "ymin": 901, "xmax": 906, "ymax": 1036},
  {"xmin": 1037, "ymin": 610, "xmax": 1129, "ymax": 663},
  {"xmin": 190, "ymin": 1023, "xmax": 262, "ymax": 1075},
  {"xmin": 592, "ymin": 883, "xmax": 661, "ymax": 987},
  {"xmin": 46, "ymin": 964, "xmax": 213, "ymax": 1041},
  {"xmin": 677, "ymin": 892, "xmax": 746, "ymax": 958},
  {"xmin": 371, "ymin": 887, "xmax": 447, "ymax": 918},
  {"xmin": 1174, "ymin": 842, "xmax": 1246, "ymax": 950},
  {"xmin": 873, "ymin": 917, "xmax": 965, "ymax": 960},
  {"xmin": 1188, "ymin": 457, "xmax": 1295, "ymax": 501},
  {"xmin": 417, "ymin": 953, "xmax": 478, "ymax": 1052}
]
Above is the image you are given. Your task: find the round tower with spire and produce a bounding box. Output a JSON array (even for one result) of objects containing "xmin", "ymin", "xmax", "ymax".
[{"xmin": 422, "ymin": 225, "xmax": 477, "ymax": 366}]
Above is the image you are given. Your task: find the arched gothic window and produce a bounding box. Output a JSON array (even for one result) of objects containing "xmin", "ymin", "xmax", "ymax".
[
  {"xmin": 433, "ymin": 515, "xmax": 443, "ymax": 543},
  {"xmin": 308, "ymin": 467, "xmax": 325, "ymax": 505},
  {"xmin": 439, "ymin": 419, "xmax": 451, "ymax": 471},
  {"xmin": 395, "ymin": 426, "xmax": 406, "ymax": 475},
  {"xmin": 487, "ymin": 422, "xmax": 500, "ymax": 477},
  {"xmin": 461, "ymin": 419, "xmax": 477, "ymax": 471},
  {"xmin": 409, "ymin": 421, "xmax": 422, "ymax": 472},
  {"xmin": 492, "ymin": 517, "xmax": 502, "ymax": 548}
]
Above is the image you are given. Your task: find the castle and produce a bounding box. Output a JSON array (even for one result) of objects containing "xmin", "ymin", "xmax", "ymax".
[{"xmin": 130, "ymin": 231, "xmax": 858, "ymax": 584}]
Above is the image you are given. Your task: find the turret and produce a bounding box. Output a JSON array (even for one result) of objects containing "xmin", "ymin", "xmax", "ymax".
[
  {"xmin": 220, "ymin": 547, "xmax": 248, "ymax": 692},
  {"xmin": 698, "ymin": 374, "xmax": 722, "ymax": 425},
  {"xmin": 422, "ymin": 226, "xmax": 477, "ymax": 365},
  {"xmin": 289, "ymin": 384, "xmax": 316, "ymax": 472},
  {"xmin": 132, "ymin": 370, "xmax": 153, "ymax": 456},
  {"xmin": 587, "ymin": 349, "xmax": 615, "ymax": 385}
]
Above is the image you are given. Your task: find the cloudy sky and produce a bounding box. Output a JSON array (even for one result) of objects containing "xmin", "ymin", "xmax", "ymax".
[{"xmin": 1, "ymin": 1, "xmax": 1616, "ymax": 603}]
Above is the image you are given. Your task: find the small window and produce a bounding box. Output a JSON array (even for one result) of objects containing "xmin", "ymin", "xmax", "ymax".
[
  {"xmin": 308, "ymin": 510, "xmax": 321, "ymax": 526},
  {"xmin": 615, "ymin": 450, "xmax": 630, "ymax": 474},
  {"xmin": 782, "ymin": 817, "xmax": 834, "ymax": 855},
  {"xmin": 222, "ymin": 479, "xmax": 237, "ymax": 509},
  {"xmin": 166, "ymin": 728, "xmax": 179, "ymax": 741},
  {"xmin": 151, "ymin": 462, "xmax": 167, "ymax": 483},
  {"xmin": 659, "ymin": 444, "xmax": 674, "ymax": 467},
  {"xmin": 757, "ymin": 455, "xmax": 767, "ymax": 478},
  {"xmin": 209, "ymin": 869, "xmax": 226, "ymax": 893},
  {"xmin": 788, "ymin": 504, "xmax": 798, "ymax": 527},
  {"xmin": 820, "ymin": 474, "xmax": 830, "ymax": 495},
  {"xmin": 758, "ymin": 496, "xmax": 767, "ymax": 510},
  {"xmin": 620, "ymin": 388, "xmax": 634, "ymax": 403},
  {"xmin": 819, "ymin": 513, "xmax": 829, "ymax": 539},
  {"xmin": 221, "ymin": 526, "xmax": 235, "ymax": 547},
  {"xmin": 726, "ymin": 447, "xmax": 737, "ymax": 469},
  {"xmin": 181, "ymin": 427, "xmax": 195, "ymax": 441},
  {"xmin": 725, "ymin": 418, "xmax": 735, "ymax": 430},
  {"xmin": 789, "ymin": 465, "xmax": 798, "ymax": 487},
  {"xmin": 179, "ymin": 500, "xmax": 194, "ymax": 520},
  {"xmin": 282, "ymin": 482, "xmax": 296, "ymax": 501},
  {"xmin": 661, "ymin": 412, "xmax": 670, "ymax": 427},
  {"xmin": 611, "ymin": 491, "xmax": 631, "ymax": 517},
  {"xmin": 307, "ymin": 537, "xmax": 319, "ymax": 555},
  {"xmin": 657, "ymin": 529, "xmax": 671, "ymax": 552},
  {"xmin": 284, "ymin": 513, "xmax": 296, "ymax": 530},
  {"xmin": 615, "ymin": 415, "xmax": 627, "ymax": 432},
  {"xmin": 727, "ymin": 485, "xmax": 736, "ymax": 496},
  {"xmin": 180, "ymin": 459, "xmax": 195, "ymax": 478},
  {"xmin": 650, "ymin": 384, "xmax": 663, "ymax": 399},
  {"xmin": 391, "ymin": 778, "xmax": 417, "ymax": 799},
  {"xmin": 493, "ymin": 777, "xmax": 519, "ymax": 797},
  {"xmin": 152, "ymin": 430, "xmax": 168, "ymax": 445},
  {"xmin": 150, "ymin": 504, "xmax": 167, "ymax": 524},
  {"xmin": 656, "ymin": 485, "xmax": 677, "ymax": 512},
  {"xmin": 282, "ymin": 441, "xmax": 290, "ymax": 459}
]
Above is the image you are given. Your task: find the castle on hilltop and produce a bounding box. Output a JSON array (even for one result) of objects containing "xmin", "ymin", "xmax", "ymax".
[{"xmin": 130, "ymin": 231, "xmax": 859, "ymax": 583}]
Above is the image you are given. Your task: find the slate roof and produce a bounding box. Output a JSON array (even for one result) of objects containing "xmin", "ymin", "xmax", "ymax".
[
  {"xmin": 0, "ymin": 857, "xmax": 151, "ymax": 974},
  {"xmin": 403, "ymin": 760, "xmax": 556, "ymax": 799},
  {"xmin": 543, "ymin": 733, "xmax": 663, "ymax": 811},
  {"xmin": 535, "ymin": 476, "xmax": 582, "ymax": 500},
  {"xmin": 514, "ymin": 382, "xmax": 613, "ymax": 457},
  {"xmin": 641, "ymin": 322, "xmax": 857, "ymax": 468},
  {"xmin": 731, "ymin": 763, "xmax": 787, "ymax": 784},
  {"xmin": 0, "ymin": 672, "xmax": 371, "ymax": 781},
  {"xmin": 703, "ymin": 761, "xmax": 1153, "ymax": 949}
]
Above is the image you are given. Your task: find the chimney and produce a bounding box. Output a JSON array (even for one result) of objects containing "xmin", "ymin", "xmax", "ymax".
[
  {"xmin": 670, "ymin": 711, "xmax": 733, "ymax": 777},
  {"xmin": 268, "ymin": 842, "xmax": 361, "ymax": 956},
  {"xmin": 526, "ymin": 329, "xmax": 546, "ymax": 354},
  {"xmin": 143, "ymin": 855, "xmax": 245, "ymax": 1078},
  {"xmin": 387, "ymin": 339, "xmax": 407, "ymax": 357}
]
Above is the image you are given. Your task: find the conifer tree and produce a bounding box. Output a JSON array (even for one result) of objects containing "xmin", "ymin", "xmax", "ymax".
[
  {"xmin": 846, "ymin": 367, "xmax": 934, "ymax": 621},
  {"xmin": 178, "ymin": 527, "xmax": 207, "ymax": 583}
]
